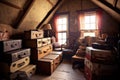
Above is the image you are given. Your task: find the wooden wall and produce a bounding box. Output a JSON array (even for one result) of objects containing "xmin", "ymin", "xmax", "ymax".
[{"xmin": 0, "ymin": 0, "xmax": 63, "ymax": 38}]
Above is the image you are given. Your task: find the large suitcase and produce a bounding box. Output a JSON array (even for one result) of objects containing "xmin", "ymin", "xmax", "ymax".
[
  {"xmin": 50, "ymin": 51, "xmax": 63, "ymax": 62},
  {"xmin": 84, "ymin": 58, "xmax": 118, "ymax": 76},
  {"xmin": 30, "ymin": 44, "xmax": 52, "ymax": 61},
  {"xmin": 43, "ymin": 54, "xmax": 60, "ymax": 70},
  {"xmin": 3, "ymin": 48, "xmax": 30, "ymax": 63},
  {"xmin": 19, "ymin": 64, "xmax": 36, "ymax": 77},
  {"xmin": 86, "ymin": 47, "xmax": 116, "ymax": 64},
  {"xmin": 0, "ymin": 39, "xmax": 22, "ymax": 52},
  {"xmin": 24, "ymin": 37, "xmax": 51, "ymax": 48},
  {"xmin": 0, "ymin": 57, "xmax": 30, "ymax": 73},
  {"xmin": 24, "ymin": 30, "xmax": 43, "ymax": 39},
  {"xmin": 36, "ymin": 58, "xmax": 54, "ymax": 75},
  {"xmin": 24, "ymin": 39, "xmax": 42, "ymax": 48}
]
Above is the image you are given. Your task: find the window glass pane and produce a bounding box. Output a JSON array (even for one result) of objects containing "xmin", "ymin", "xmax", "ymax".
[
  {"xmin": 85, "ymin": 24, "xmax": 90, "ymax": 29},
  {"xmin": 84, "ymin": 32, "xmax": 95, "ymax": 37},
  {"xmin": 90, "ymin": 15, "xmax": 96, "ymax": 23},
  {"xmin": 58, "ymin": 33, "xmax": 66, "ymax": 44},
  {"xmin": 85, "ymin": 16, "xmax": 90, "ymax": 23},
  {"xmin": 90, "ymin": 24, "xmax": 96, "ymax": 29}
]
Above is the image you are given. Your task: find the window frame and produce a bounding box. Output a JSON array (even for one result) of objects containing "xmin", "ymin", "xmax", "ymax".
[
  {"xmin": 79, "ymin": 11, "xmax": 99, "ymax": 38},
  {"xmin": 54, "ymin": 14, "xmax": 69, "ymax": 45}
]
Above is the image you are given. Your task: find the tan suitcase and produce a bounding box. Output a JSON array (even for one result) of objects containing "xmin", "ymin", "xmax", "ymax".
[
  {"xmin": 0, "ymin": 57, "xmax": 30, "ymax": 73},
  {"xmin": 37, "ymin": 58, "xmax": 54, "ymax": 75},
  {"xmin": 19, "ymin": 64, "xmax": 36, "ymax": 77},
  {"xmin": 24, "ymin": 30, "xmax": 43, "ymax": 39},
  {"xmin": 30, "ymin": 44, "xmax": 52, "ymax": 61}
]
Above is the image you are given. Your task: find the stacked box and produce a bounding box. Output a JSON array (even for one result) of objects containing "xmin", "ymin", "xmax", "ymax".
[
  {"xmin": 85, "ymin": 47, "xmax": 119, "ymax": 80},
  {"xmin": 23, "ymin": 30, "xmax": 62, "ymax": 75},
  {"xmin": 86, "ymin": 47, "xmax": 116, "ymax": 64}
]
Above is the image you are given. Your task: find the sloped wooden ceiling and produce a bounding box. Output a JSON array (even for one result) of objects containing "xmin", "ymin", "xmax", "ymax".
[
  {"xmin": 0, "ymin": 0, "xmax": 64, "ymax": 35},
  {"xmin": 91, "ymin": 0, "xmax": 120, "ymax": 22}
]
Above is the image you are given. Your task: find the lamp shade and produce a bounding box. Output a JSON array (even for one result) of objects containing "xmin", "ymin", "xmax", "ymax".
[{"xmin": 44, "ymin": 24, "xmax": 52, "ymax": 30}]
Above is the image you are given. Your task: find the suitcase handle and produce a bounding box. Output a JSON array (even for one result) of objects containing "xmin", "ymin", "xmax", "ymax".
[{"xmin": 17, "ymin": 62, "xmax": 25, "ymax": 68}]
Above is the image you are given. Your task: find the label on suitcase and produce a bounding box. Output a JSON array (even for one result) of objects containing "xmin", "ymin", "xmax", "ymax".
[
  {"xmin": 0, "ymin": 57, "xmax": 30, "ymax": 73},
  {"xmin": 3, "ymin": 48, "xmax": 30, "ymax": 63},
  {"xmin": 0, "ymin": 39, "xmax": 22, "ymax": 52},
  {"xmin": 19, "ymin": 64, "xmax": 36, "ymax": 77},
  {"xmin": 30, "ymin": 44, "xmax": 53, "ymax": 61},
  {"xmin": 86, "ymin": 47, "xmax": 116, "ymax": 64},
  {"xmin": 37, "ymin": 58, "xmax": 54, "ymax": 75},
  {"xmin": 24, "ymin": 30, "xmax": 43, "ymax": 39}
]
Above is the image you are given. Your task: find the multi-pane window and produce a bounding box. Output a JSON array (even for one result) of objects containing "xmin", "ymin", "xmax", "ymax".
[
  {"xmin": 79, "ymin": 11, "xmax": 99, "ymax": 38},
  {"xmin": 56, "ymin": 15, "xmax": 68, "ymax": 45}
]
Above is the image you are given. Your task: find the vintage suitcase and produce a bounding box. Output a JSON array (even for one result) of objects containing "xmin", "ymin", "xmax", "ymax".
[
  {"xmin": 42, "ymin": 37, "xmax": 51, "ymax": 46},
  {"xmin": 24, "ymin": 39, "xmax": 42, "ymax": 48},
  {"xmin": 19, "ymin": 64, "xmax": 36, "ymax": 77},
  {"xmin": 30, "ymin": 44, "xmax": 53, "ymax": 61},
  {"xmin": 50, "ymin": 51, "xmax": 63, "ymax": 62},
  {"xmin": 3, "ymin": 48, "xmax": 30, "ymax": 63},
  {"xmin": 0, "ymin": 39, "xmax": 22, "ymax": 53},
  {"xmin": 10, "ymin": 71, "xmax": 30, "ymax": 80},
  {"xmin": 84, "ymin": 58, "xmax": 118, "ymax": 80},
  {"xmin": 86, "ymin": 47, "xmax": 116, "ymax": 64},
  {"xmin": 0, "ymin": 57, "xmax": 30, "ymax": 73},
  {"xmin": 24, "ymin": 30, "xmax": 43, "ymax": 39},
  {"xmin": 36, "ymin": 58, "xmax": 54, "ymax": 75},
  {"xmin": 43, "ymin": 54, "xmax": 60, "ymax": 70}
]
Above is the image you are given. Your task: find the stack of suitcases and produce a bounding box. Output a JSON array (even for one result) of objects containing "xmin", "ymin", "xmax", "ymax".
[
  {"xmin": 0, "ymin": 39, "xmax": 36, "ymax": 80},
  {"xmin": 24, "ymin": 30, "xmax": 62, "ymax": 75},
  {"xmin": 84, "ymin": 47, "xmax": 118, "ymax": 80}
]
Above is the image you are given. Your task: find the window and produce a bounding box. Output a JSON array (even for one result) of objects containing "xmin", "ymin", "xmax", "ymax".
[
  {"xmin": 79, "ymin": 11, "xmax": 99, "ymax": 38},
  {"xmin": 55, "ymin": 15, "xmax": 68, "ymax": 45}
]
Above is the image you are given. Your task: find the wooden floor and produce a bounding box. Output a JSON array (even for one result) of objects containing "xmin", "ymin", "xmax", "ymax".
[{"xmin": 30, "ymin": 59, "xmax": 86, "ymax": 80}]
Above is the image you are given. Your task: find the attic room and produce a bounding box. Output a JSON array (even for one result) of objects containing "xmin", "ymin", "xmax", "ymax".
[{"xmin": 0, "ymin": 0, "xmax": 120, "ymax": 80}]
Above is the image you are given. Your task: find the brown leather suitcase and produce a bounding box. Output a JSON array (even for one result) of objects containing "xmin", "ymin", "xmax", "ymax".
[
  {"xmin": 36, "ymin": 58, "xmax": 54, "ymax": 75},
  {"xmin": 86, "ymin": 47, "xmax": 116, "ymax": 64},
  {"xmin": 43, "ymin": 54, "xmax": 60, "ymax": 70},
  {"xmin": 19, "ymin": 64, "xmax": 36, "ymax": 77},
  {"xmin": 24, "ymin": 39, "xmax": 42, "ymax": 48},
  {"xmin": 3, "ymin": 48, "xmax": 30, "ymax": 63},
  {"xmin": 0, "ymin": 39, "xmax": 22, "ymax": 52},
  {"xmin": 0, "ymin": 57, "xmax": 30, "ymax": 73},
  {"xmin": 30, "ymin": 44, "xmax": 53, "ymax": 61},
  {"xmin": 24, "ymin": 30, "xmax": 43, "ymax": 39},
  {"xmin": 84, "ymin": 58, "xmax": 118, "ymax": 78}
]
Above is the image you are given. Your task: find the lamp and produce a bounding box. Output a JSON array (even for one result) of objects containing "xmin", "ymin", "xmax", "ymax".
[
  {"xmin": 43, "ymin": 24, "xmax": 52, "ymax": 30},
  {"xmin": 43, "ymin": 24, "xmax": 52, "ymax": 37}
]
